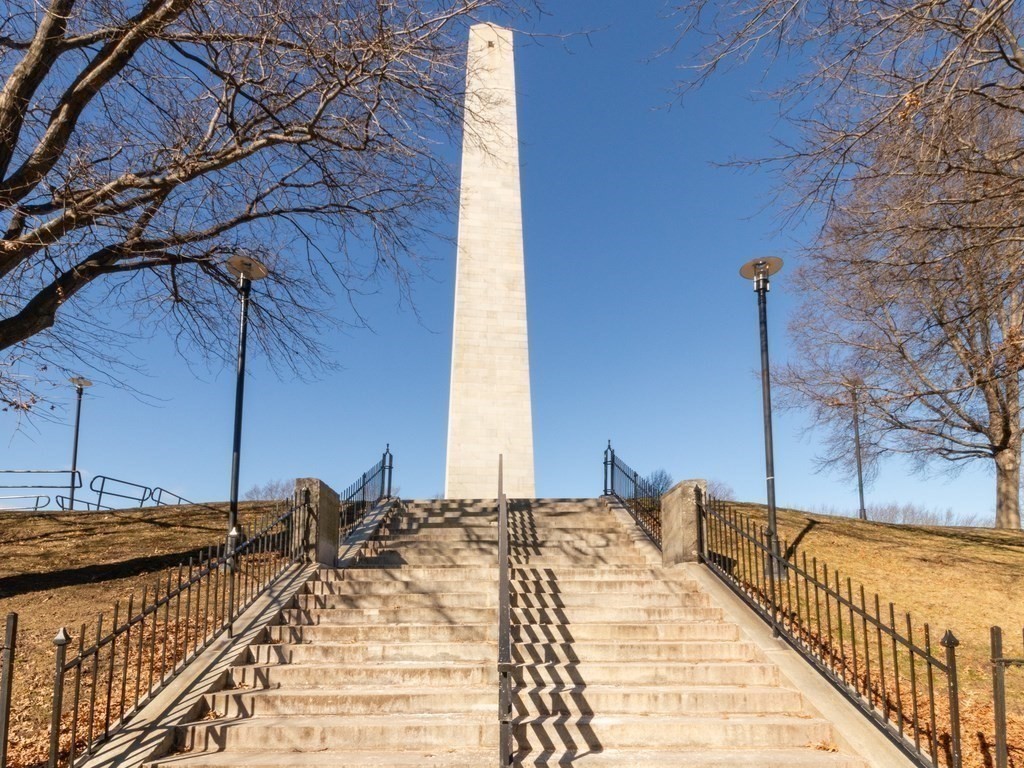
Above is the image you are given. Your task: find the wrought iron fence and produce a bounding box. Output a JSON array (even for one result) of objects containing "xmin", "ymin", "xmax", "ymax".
[
  {"xmin": 41, "ymin": 497, "xmax": 310, "ymax": 768},
  {"xmin": 602, "ymin": 442, "xmax": 662, "ymax": 547},
  {"xmin": 991, "ymin": 626, "xmax": 1024, "ymax": 768},
  {"xmin": 496, "ymin": 455, "xmax": 514, "ymax": 768},
  {"xmin": 698, "ymin": 492, "xmax": 963, "ymax": 768},
  {"xmin": 338, "ymin": 446, "xmax": 394, "ymax": 541}
]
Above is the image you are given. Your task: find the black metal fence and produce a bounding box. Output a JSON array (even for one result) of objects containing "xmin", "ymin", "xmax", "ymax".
[
  {"xmin": 698, "ymin": 492, "xmax": 964, "ymax": 768},
  {"xmin": 991, "ymin": 626, "xmax": 1024, "ymax": 768},
  {"xmin": 338, "ymin": 446, "xmax": 394, "ymax": 541},
  {"xmin": 1, "ymin": 469, "xmax": 193, "ymax": 513},
  {"xmin": 602, "ymin": 442, "xmax": 662, "ymax": 547}
]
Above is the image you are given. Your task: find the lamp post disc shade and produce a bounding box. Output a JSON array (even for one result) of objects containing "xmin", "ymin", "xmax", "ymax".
[
  {"xmin": 739, "ymin": 256, "xmax": 784, "ymax": 280},
  {"xmin": 227, "ymin": 256, "xmax": 269, "ymax": 281},
  {"xmin": 68, "ymin": 377, "xmax": 92, "ymax": 388}
]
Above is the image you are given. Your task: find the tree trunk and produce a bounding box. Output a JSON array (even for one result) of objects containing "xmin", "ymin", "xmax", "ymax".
[{"xmin": 993, "ymin": 444, "xmax": 1021, "ymax": 529}]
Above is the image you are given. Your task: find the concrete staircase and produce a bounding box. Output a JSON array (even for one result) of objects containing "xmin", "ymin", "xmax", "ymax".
[{"xmin": 151, "ymin": 498, "xmax": 870, "ymax": 767}]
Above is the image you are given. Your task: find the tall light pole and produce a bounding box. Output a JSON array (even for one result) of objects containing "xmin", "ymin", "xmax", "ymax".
[
  {"xmin": 226, "ymin": 255, "xmax": 268, "ymax": 548},
  {"xmin": 740, "ymin": 256, "xmax": 783, "ymax": 571},
  {"xmin": 850, "ymin": 382, "xmax": 868, "ymax": 520},
  {"xmin": 67, "ymin": 377, "xmax": 92, "ymax": 510}
]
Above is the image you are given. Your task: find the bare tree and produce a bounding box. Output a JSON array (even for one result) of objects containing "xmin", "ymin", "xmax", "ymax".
[
  {"xmin": 670, "ymin": 2, "xmax": 1024, "ymax": 529},
  {"xmin": 645, "ymin": 468, "xmax": 674, "ymax": 496},
  {"xmin": 0, "ymin": 0, "xmax": 529, "ymax": 411},
  {"xmin": 780, "ymin": 101, "xmax": 1024, "ymax": 529}
]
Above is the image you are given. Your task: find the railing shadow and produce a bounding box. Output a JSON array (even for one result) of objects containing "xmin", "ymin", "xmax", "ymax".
[{"xmin": 510, "ymin": 500, "xmax": 602, "ymax": 763}]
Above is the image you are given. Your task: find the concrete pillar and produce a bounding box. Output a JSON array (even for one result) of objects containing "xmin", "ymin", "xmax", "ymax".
[
  {"xmin": 444, "ymin": 23, "xmax": 535, "ymax": 499},
  {"xmin": 661, "ymin": 479, "xmax": 707, "ymax": 566},
  {"xmin": 294, "ymin": 478, "xmax": 340, "ymax": 567}
]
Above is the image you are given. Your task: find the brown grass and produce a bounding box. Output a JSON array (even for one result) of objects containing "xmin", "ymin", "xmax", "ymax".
[
  {"xmin": 0, "ymin": 501, "xmax": 285, "ymax": 768},
  {"xmin": 731, "ymin": 502, "xmax": 1024, "ymax": 768}
]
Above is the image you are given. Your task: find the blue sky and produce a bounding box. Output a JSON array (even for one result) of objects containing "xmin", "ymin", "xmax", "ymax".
[{"xmin": 0, "ymin": 1, "xmax": 997, "ymax": 519}]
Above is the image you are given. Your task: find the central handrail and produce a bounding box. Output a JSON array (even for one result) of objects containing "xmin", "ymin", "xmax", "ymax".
[{"xmin": 497, "ymin": 455, "xmax": 513, "ymax": 767}]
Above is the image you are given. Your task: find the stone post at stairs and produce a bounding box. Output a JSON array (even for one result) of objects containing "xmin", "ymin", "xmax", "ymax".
[
  {"xmin": 660, "ymin": 480, "xmax": 707, "ymax": 566},
  {"xmin": 294, "ymin": 478, "xmax": 341, "ymax": 567}
]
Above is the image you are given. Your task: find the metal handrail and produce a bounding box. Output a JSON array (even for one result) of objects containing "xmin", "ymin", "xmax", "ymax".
[
  {"xmin": 90, "ymin": 475, "xmax": 152, "ymax": 508},
  {"xmin": 55, "ymin": 496, "xmax": 111, "ymax": 512},
  {"xmin": 149, "ymin": 487, "xmax": 193, "ymax": 507},
  {"xmin": 697, "ymin": 492, "xmax": 962, "ymax": 768},
  {"xmin": 497, "ymin": 454, "xmax": 514, "ymax": 767},
  {"xmin": 0, "ymin": 469, "xmax": 80, "ymax": 490},
  {"xmin": 603, "ymin": 442, "xmax": 663, "ymax": 547},
  {"xmin": 0, "ymin": 494, "xmax": 51, "ymax": 511}
]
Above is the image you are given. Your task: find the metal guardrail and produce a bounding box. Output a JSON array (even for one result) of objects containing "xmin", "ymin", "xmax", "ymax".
[
  {"xmin": 602, "ymin": 442, "xmax": 662, "ymax": 547},
  {"xmin": 55, "ymin": 496, "xmax": 111, "ymax": 512},
  {"xmin": 150, "ymin": 487, "xmax": 193, "ymax": 507},
  {"xmin": 497, "ymin": 455, "xmax": 514, "ymax": 768},
  {"xmin": 0, "ymin": 470, "xmax": 80, "ymax": 491},
  {"xmin": 90, "ymin": 475, "xmax": 152, "ymax": 508},
  {"xmin": 0, "ymin": 494, "xmax": 51, "ymax": 511},
  {"xmin": 697, "ymin": 492, "xmax": 963, "ymax": 768}
]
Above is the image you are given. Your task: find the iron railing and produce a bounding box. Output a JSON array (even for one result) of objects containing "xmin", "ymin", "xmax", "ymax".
[
  {"xmin": 150, "ymin": 487, "xmax": 193, "ymax": 507},
  {"xmin": 338, "ymin": 446, "xmax": 394, "ymax": 542},
  {"xmin": 0, "ymin": 494, "xmax": 51, "ymax": 511},
  {"xmin": 602, "ymin": 442, "xmax": 662, "ymax": 547},
  {"xmin": 990, "ymin": 626, "xmax": 1024, "ymax": 768},
  {"xmin": 0, "ymin": 470, "xmax": 80, "ymax": 491},
  {"xmin": 698, "ymin": 492, "xmax": 963, "ymax": 768},
  {"xmin": 1, "ymin": 613, "xmax": 16, "ymax": 768},
  {"xmin": 41, "ymin": 497, "xmax": 310, "ymax": 768},
  {"xmin": 497, "ymin": 455, "xmax": 514, "ymax": 768}
]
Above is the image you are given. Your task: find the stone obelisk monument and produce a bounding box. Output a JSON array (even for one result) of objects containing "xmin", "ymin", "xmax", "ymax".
[{"xmin": 445, "ymin": 23, "xmax": 535, "ymax": 499}]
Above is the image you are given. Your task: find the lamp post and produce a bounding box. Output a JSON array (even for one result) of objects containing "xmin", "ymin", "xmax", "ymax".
[
  {"xmin": 739, "ymin": 256, "xmax": 783, "ymax": 572},
  {"xmin": 850, "ymin": 383, "xmax": 868, "ymax": 520},
  {"xmin": 67, "ymin": 377, "xmax": 92, "ymax": 510},
  {"xmin": 225, "ymin": 255, "xmax": 268, "ymax": 549}
]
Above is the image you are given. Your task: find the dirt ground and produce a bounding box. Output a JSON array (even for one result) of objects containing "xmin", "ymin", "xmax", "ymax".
[{"xmin": 0, "ymin": 501, "xmax": 283, "ymax": 768}]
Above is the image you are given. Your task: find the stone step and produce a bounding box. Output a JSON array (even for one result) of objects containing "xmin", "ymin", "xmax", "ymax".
[
  {"xmin": 178, "ymin": 713, "xmax": 835, "ymax": 753},
  {"xmin": 204, "ymin": 684, "xmax": 804, "ymax": 719},
  {"xmin": 228, "ymin": 659, "xmax": 786, "ymax": 690},
  {"xmin": 228, "ymin": 662, "xmax": 495, "ymax": 690},
  {"xmin": 509, "ymin": 684, "xmax": 806, "ymax": 716},
  {"xmin": 280, "ymin": 604, "xmax": 725, "ymax": 626},
  {"xmin": 206, "ymin": 687, "xmax": 494, "ymax": 717},
  {"xmin": 298, "ymin": 576, "xmax": 702, "ymax": 596},
  {"xmin": 512, "ymin": 714, "xmax": 836, "ymax": 750},
  {"xmin": 179, "ymin": 713, "xmax": 496, "ymax": 752},
  {"xmin": 148, "ymin": 748, "xmax": 866, "ymax": 767},
  {"xmin": 249, "ymin": 641, "xmax": 493, "ymax": 665},
  {"xmin": 265, "ymin": 621, "xmax": 741, "ymax": 644},
  {"xmin": 315, "ymin": 565, "xmax": 694, "ymax": 582},
  {"xmin": 292, "ymin": 589, "xmax": 706, "ymax": 610},
  {"xmin": 512, "ymin": 640, "xmax": 759, "ymax": 664},
  {"xmin": 249, "ymin": 639, "xmax": 758, "ymax": 666}
]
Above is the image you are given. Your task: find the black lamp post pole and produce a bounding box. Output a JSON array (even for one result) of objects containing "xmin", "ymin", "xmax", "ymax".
[
  {"xmin": 228, "ymin": 274, "xmax": 253, "ymax": 540},
  {"xmin": 852, "ymin": 386, "xmax": 867, "ymax": 520},
  {"xmin": 68, "ymin": 384, "xmax": 85, "ymax": 511},
  {"xmin": 752, "ymin": 267, "xmax": 782, "ymax": 569}
]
